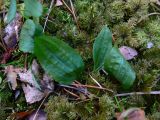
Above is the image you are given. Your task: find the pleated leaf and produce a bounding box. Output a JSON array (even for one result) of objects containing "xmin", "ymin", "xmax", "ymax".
[
  {"xmin": 104, "ymin": 47, "xmax": 136, "ymax": 89},
  {"xmin": 93, "ymin": 25, "xmax": 112, "ymax": 71},
  {"xmin": 6, "ymin": 0, "xmax": 16, "ymax": 24},
  {"xmin": 34, "ymin": 35, "xmax": 84, "ymax": 84}
]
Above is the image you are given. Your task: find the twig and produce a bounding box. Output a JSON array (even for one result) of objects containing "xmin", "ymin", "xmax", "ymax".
[
  {"xmin": 115, "ymin": 91, "xmax": 160, "ymax": 97},
  {"xmin": 32, "ymin": 93, "xmax": 50, "ymax": 120},
  {"xmin": 64, "ymin": 88, "xmax": 80, "ymax": 99},
  {"xmin": 43, "ymin": 0, "xmax": 55, "ymax": 32},
  {"xmin": 89, "ymin": 74, "xmax": 102, "ymax": 88},
  {"xmin": 69, "ymin": 0, "xmax": 80, "ymax": 30},
  {"xmin": 59, "ymin": 84, "xmax": 90, "ymax": 95},
  {"xmin": 73, "ymin": 81, "xmax": 114, "ymax": 93},
  {"xmin": 72, "ymin": 83, "xmax": 114, "ymax": 93},
  {"xmin": 61, "ymin": 0, "xmax": 80, "ymax": 31}
]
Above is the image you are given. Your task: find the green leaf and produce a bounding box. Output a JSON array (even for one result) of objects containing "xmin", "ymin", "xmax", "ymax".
[
  {"xmin": 24, "ymin": 0, "xmax": 42, "ymax": 17},
  {"xmin": 93, "ymin": 25, "xmax": 112, "ymax": 71},
  {"xmin": 104, "ymin": 47, "xmax": 136, "ymax": 89},
  {"xmin": 34, "ymin": 35, "xmax": 84, "ymax": 84},
  {"xmin": 6, "ymin": 0, "xmax": 16, "ymax": 23},
  {"xmin": 34, "ymin": 23, "xmax": 43, "ymax": 36},
  {"xmin": 19, "ymin": 19, "xmax": 35, "ymax": 53}
]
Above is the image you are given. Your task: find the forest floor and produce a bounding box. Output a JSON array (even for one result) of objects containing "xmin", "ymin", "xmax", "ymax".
[{"xmin": 0, "ymin": 0, "xmax": 160, "ymax": 120}]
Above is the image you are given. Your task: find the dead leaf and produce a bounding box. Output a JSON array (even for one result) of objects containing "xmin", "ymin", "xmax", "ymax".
[
  {"xmin": 55, "ymin": 0, "xmax": 63, "ymax": 6},
  {"xmin": 41, "ymin": 73, "xmax": 54, "ymax": 93},
  {"xmin": 18, "ymin": 60, "xmax": 54, "ymax": 104},
  {"xmin": 4, "ymin": 13, "xmax": 22, "ymax": 48},
  {"xmin": 22, "ymin": 84, "xmax": 45, "ymax": 104},
  {"xmin": 10, "ymin": 110, "xmax": 34, "ymax": 120},
  {"xmin": 116, "ymin": 108, "xmax": 146, "ymax": 120},
  {"xmin": 157, "ymin": 0, "xmax": 160, "ymax": 5},
  {"xmin": 27, "ymin": 109, "xmax": 47, "ymax": 120},
  {"xmin": 32, "ymin": 59, "xmax": 40, "ymax": 76},
  {"xmin": 119, "ymin": 46, "xmax": 138, "ymax": 60},
  {"xmin": 18, "ymin": 69, "xmax": 38, "ymax": 88},
  {"xmin": 6, "ymin": 65, "xmax": 17, "ymax": 90},
  {"xmin": 18, "ymin": 67, "xmax": 44, "ymax": 104}
]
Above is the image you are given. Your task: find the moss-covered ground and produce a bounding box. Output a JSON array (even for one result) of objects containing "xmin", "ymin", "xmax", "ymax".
[{"xmin": 0, "ymin": 0, "xmax": 160, "ymax": 119}]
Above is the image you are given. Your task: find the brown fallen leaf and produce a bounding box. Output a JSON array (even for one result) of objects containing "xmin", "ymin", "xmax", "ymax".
[
  {"xmin": 10, "ymin": 110, "xmax": 34, "ymax": 120},
  {"xmin": 157, "ymin": 0, "xmax": 160, "ymax": 5},
  {"xmin": 27, "ymin": 109, "xmax": 47, "ymax": 120},
  {"xmin": 22, "ymin": 84, "xmax": 45, "ymax": 104},
  {"xmin": 116, "ymin": 108, "xmax": 146, "ymax": 120},
  {"xmin": 5, "ymin": 65, "xmax": 17, "ymax": 90},
  {"xmin": 41, "ymin": 73, "xmax": 54, "ymax": 93},
  {"xmin": 18, "ymin": 69, "xmax": 39, "ymax": 88},
  {"xmin": 55, "ymin": 0, "xmax": 63, "ymax": 6},
  {"xmin": 119, "ymin": 46, "xmax": 138, "ymax": 60},
  {"xmin": 18, "ymin": 60, "xmax": 54, "ymax": 104},
  {"xmin": 4, "ymin": 13, "xmax": 22, "ymax": 48}
]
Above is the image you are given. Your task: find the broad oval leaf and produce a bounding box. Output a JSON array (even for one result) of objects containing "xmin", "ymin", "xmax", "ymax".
[
  {"xmin": 34, "ymin": 35, "xmax": 84, "ymax": 84},
  {"xmin": 19, "ymin": 19, "xmax": 35, "ymax": 53},
  {"xmin": 24, "ymin": 0, "xmax": 42, "ymax": 17},
  {"xmin": 93, "ymin": 25, "xmax": 112, "ymax": 71},
  {"xmin": 6, "ymin": 0, "xmax": 16, "ymax": 24},
  {"xmin": 104, "ymin": 47, "xmax": 136, "ymax": 89}
]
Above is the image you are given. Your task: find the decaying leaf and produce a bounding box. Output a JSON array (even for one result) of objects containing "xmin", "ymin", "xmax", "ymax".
[
  {"xmin": 41, "ymin": 73, "xmax": 54, "ymax": 92},
  {"xmin": 22, "ymin": 84, "xmax": 45, "ymax": 104},
  {"xmin": 5, "ymin": 66, "xmax": 23, "ymax": 90},
  {"xmin": 27, "ymin": 109, "xmax": 47, "ymax": 120},
  {"xmin": 6, "ymin": 65, "xmax": 17, "ymax": 90},
  {"xmin": 55, "ymin": 0, "xmax": 63, "ymax": 6},
  {"xmin": 119, "ymin": 46, "xmax": 138, "ymax": 60},
  {"xmin": 116, "ymin": 108, "xmax": 146, "ymax": 120},
  {"xmin": 4, "ymin": 13, "xmax": 22, "ymax": 48},
  {"xmin": 10, "ymin": 110, "xmax": 34, "ymax": 120},
  {"xmin": 18, "ymin": 60, "xmax": 54, "ymax": 104},
  {"xmin": 157, "ymin": 0, "xmax": 160, "ymax": 5}
]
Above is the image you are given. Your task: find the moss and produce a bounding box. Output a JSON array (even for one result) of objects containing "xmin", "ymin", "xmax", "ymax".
[
  {"xmin": 75, "ymin": 94, "xmax": 115, "ymax": 120},
  {"xmin": 45, "ymin": 96, "xmax": 77, "ymax": 120},
  {"xmin": 0, "ymin": 82, "xmax": 13, "ymax": 119},
  {"xmin": 46, "ymin": 94, "xmax": 115, "ymax": 120}
]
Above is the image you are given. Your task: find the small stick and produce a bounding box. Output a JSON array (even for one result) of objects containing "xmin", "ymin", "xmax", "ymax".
[
  {"xmin": 72, "ymin": 83, "xmax": 113, "ymax": 93},
  {"xmin": 115, "ymin": 91, "xmax": 160, "ymax": 97},
  {"xmin": 64, "ymin": 88, "xmax": 80, "ymax": 99},
  {"xmin": 69, "ymin": 0, "xmax": 80, "ymax": 30},
  {"xmin": 74, "ymin": 81, "xmax": 113, "ymax": 93},
  {"xmin": 59, "ymin": 84, "xmax": 90, "ymax": 95},
  {"xmin": 43, "ymin": 0, "xmax": 55, "ymax": 32},
  {"xmin": 89, "ymin": 74, "xmax": 102, "ymax": 88},
  {"xmin": 61, "ymin": 0, "xmax": 80, "ymax": 31},
  {"xmin": 32, "ymin": 93, "xmax": 50, "ymax": 120}
]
